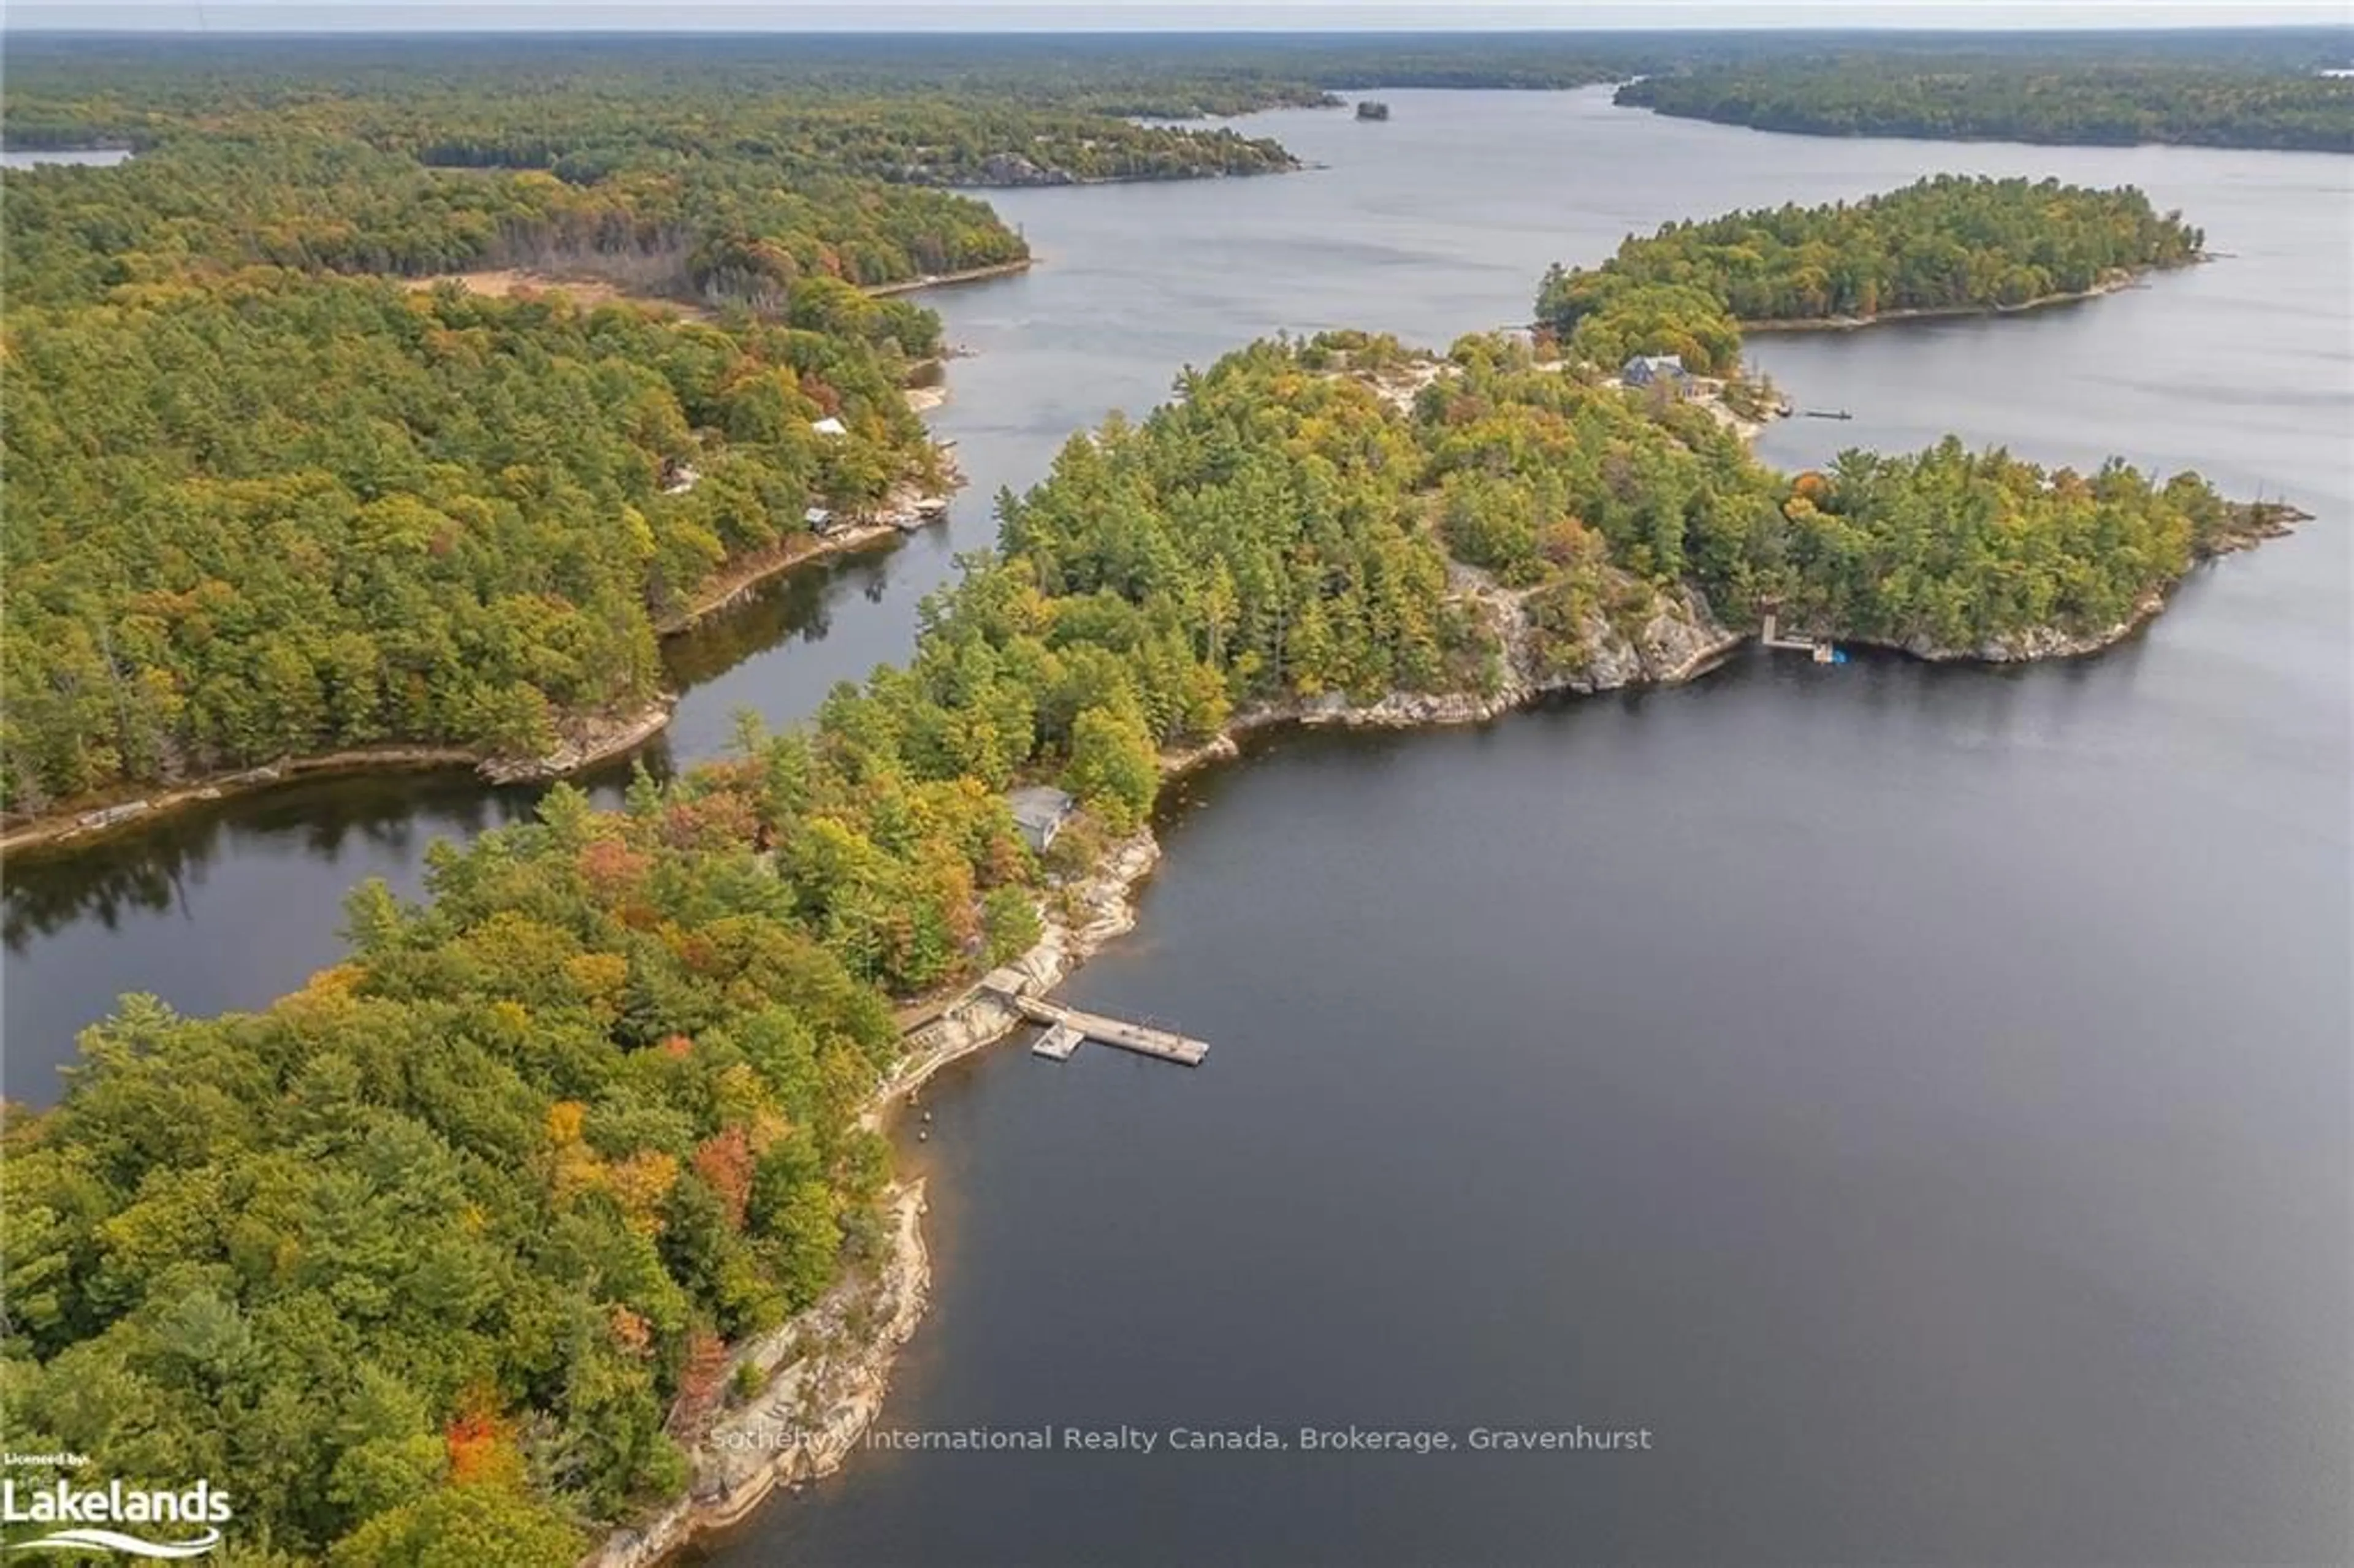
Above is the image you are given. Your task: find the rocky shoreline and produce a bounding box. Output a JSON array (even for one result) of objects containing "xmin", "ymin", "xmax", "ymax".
[
  {"xmin": 2, "ymin": 699, "xmax": 677, "ymax": 857},
  {"xmin": 583, "ymin": 560, "xmax": 1743, "ymax": 1567},
  {"xmin": 476, "ymin": 698, "xmax": 680, "ymax": 785},
  {"xmin": 581, "ymin": 832, "xmax": 1162, "ymax": 1568},
  {"xmin": 598, "ymin": 485, "xmax": 2323, "ymax": 1564},
  {"xmin": 656, "ymin": 469, "xmax": 963, "ymax": 637},
  {"xmin": 571, "ymin": 477, "xmax": 2315, "ymax": 1564},
  {"xmin": 950, "ymin": 154, "xmax": 1300, "ymax": 188},
  {"xmin": 653, "ymin": 522, "xmax": 901, "ymax": 638},
  {"xmin": 863, "ymin": 257, "xmax": 1037, "ymax": 297}
]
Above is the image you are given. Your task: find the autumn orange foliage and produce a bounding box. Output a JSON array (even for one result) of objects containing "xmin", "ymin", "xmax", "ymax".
[
  {"xmin": 693, "ymin": 1127, "xmax": 755, "ymax": 1231},
  {"xmin": 444, "ymin": 1400, "xmax": 520, "ymax": 1487}
]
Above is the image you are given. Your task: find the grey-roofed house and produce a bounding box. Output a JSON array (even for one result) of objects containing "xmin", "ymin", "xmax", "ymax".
[
  {"xmin": 1621, "ymin": 353, "xmax": 1688, "ymax": 389},
  {"xmin": 1008, "ymin": 786, "xmax": 1076, "ymax": 853}
]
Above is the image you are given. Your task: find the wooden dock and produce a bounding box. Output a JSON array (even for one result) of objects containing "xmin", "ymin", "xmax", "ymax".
[
  {"xmin": 1759, "ymin": 609, "xmax": 1841, "ymax": 661},
  {"xmin": 1011, "ymin": 994, "xmax": 1208, "ymax": 1067}
]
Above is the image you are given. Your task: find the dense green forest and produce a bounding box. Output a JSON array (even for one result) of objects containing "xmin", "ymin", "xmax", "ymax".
[
  {"xmin": 0, "ymin": 751, "xmax": 1032, "ymax": 1563},
  {"xmin": 0, "ymin": 32, "xmax": 1626, "ymax": 143},
  {"xmin": 2, "ymin": 276, "xmax": 945, "ymax": 812},
  {"xmin": 1, "ymin": 315, "xmax": 2273, "ymax": 1561},
  {"xmin": 0, "ymin": 166, "xmax": 2235, "ymax": 813},
  {"xmin": 0, "ymin": 42, "xmax": 1305, "ymax": 187},
  {"xmin": 2, "ymin": 137, "xmax": 1034, "ymax": 313},
  {"xmin": 1620, "ymin": 57, "xmax": 2354, "ymax": 153},
  {"xmin": 1536, "ymin": 176, "xmax": 2205, "ymax": 371},
  {"xmin": 1763, "ymin": 439, "xmax": 2245, "ymax": 650},
  {"xmin": 11, "ymin": 29, "xmax": 2347, "ymax": 131},
  {"xmin": 0, "ymin": 44, "xmax": 1343, "ymax": 818},
  {"xmin": 973, "ymin": 331, "xmax": 2249, "ymax": 676}
]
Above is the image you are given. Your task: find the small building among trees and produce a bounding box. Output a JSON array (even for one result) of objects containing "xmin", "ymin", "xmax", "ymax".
[
  {"xmin": 1007, "ymin": 785, "xmax": 1076, "ymax": 853},
  {"xmin": 1621, "ymin": 353, "xmax": 1689, "ymax": 390}
]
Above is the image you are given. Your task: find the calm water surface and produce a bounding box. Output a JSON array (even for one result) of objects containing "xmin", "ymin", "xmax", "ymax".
[
  {"xmin": 0, "ymin": 147, "xmax": 134, "ymax": 167},
  {"xmin": 4, "ymin": 88, "xmax": 2347, "ymax": 1563}
]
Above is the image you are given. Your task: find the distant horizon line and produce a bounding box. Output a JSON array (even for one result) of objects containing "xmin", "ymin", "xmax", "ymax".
[{"xmin": 8, "ymin": 20, "xmax": 2351, "ymax": 33}]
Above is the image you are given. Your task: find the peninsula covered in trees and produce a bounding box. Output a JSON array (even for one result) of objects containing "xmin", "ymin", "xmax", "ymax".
[
  {"xmin": 2, "ymin": 311, "xmax": 2299, "ymax": 1561},
  {"xmin": 1619, "ymin": 56, "xmax": 2354, "ymax": 153},
  {"xmin": 1536, "ymin": 176, "xmax": 2204, "ymax": 373}
]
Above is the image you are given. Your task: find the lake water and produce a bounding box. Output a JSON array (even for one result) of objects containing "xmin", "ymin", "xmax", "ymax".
[
  {"xmin": 0, "ymin": 147, "xmax": 133, "ymax": 167},
  {"xmin": 4, "ymin": 88, "xmax": 2347, "ymax": 1562}
]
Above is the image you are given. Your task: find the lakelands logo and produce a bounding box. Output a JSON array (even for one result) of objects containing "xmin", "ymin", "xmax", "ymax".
[{"xmin": 1, "ymin": 1473, "xmax": 232, "ymax": 1558}]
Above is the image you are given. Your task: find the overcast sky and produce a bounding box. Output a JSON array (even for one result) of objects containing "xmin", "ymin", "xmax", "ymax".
[{"xmin": 7, "ymin": 1, "xmax": 2347, "ymax": 32}]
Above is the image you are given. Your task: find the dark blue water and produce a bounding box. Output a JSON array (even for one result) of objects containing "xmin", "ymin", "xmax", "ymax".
[{"xmin": 712, "ymin": 93, "xmax": 2350, "ymax": 1566}]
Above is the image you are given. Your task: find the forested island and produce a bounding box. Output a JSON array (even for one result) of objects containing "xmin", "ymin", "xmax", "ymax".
[
  {"xmin": 2, "ymin": 291, "xmax": 2304, "ymax": 1559},
  {"xmin": 1619, "ymin": 56, "xmax": 2354, "ymax": 153},
  {"xmin": 1536, "ymin": 176, "xmax": 2205, "ymax": 373}
]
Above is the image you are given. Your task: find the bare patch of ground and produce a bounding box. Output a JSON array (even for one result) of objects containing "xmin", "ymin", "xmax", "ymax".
[{"xmin": 403, "ymin": 269, "xmax": 712, "ymax": 320}]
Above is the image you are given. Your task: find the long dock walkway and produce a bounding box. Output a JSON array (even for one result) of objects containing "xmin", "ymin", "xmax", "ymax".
[{"xmin": 1005, "ymin": 992, "xmax": 1208, "ymax": 1067}]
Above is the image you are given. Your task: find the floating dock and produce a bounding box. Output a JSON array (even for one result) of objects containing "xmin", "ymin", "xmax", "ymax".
[{"xmin": 1010, "ymin": 994, "xmax": 1208, "ymax": 1067}]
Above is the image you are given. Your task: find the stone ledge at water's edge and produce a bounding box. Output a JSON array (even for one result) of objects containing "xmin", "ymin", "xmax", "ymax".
[
  {"xmin": 577, "ymin": 490, "xmax": 2315, "ymax": 1568},
  {"xmin": 581, "ymin": 833, "xmax": 1162, "ymax": 1568},
  {"xmin": 576, "ymin": 569, "xmax": 1739, "ymax": 1568},
  {"xmin": 0, "ymin": 701, "xmax": 675, "ymax": 858},
  {"xmin": 1209, "ymin": 566, "xmax": 1745, "ymax": 739}
]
